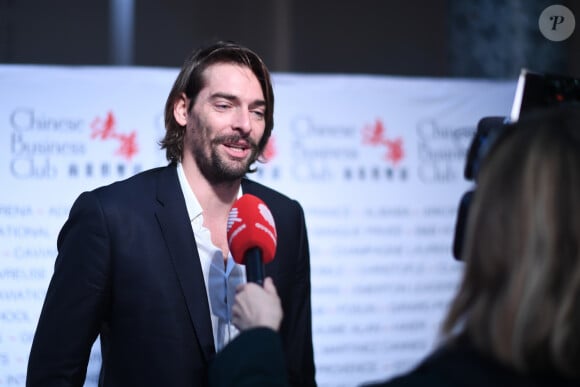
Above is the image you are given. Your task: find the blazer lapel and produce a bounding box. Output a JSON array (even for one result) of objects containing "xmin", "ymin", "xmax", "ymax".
[{"xmin": 154, "ymin": 164, "xmax": 215, "ymax": 360}]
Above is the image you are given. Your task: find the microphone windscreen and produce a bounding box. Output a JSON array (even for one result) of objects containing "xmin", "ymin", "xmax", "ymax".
[{"xmin": 227, "ymin": 194, "xmax": 277, "ymax": 265}]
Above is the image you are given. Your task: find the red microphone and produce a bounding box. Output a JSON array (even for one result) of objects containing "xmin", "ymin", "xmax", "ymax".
[{"xmin": 227, "ymin": 194, "xmax": 277, "ymax": 285}]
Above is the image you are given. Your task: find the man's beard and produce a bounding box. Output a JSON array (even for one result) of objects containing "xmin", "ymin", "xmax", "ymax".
[{"xmin": 192, "ymin": 133, "xmax": 259, "ymax": 184}]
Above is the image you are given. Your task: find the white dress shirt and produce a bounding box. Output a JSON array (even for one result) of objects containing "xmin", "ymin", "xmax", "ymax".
[{"xmin": 176, "ymin": 163, "xmax": 246, "ymax": 352}]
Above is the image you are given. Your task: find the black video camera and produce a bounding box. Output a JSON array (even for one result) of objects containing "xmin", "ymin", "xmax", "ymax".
[{"xmin": 452, "ymin": 69, "xmax": 580, "ymax": 261}]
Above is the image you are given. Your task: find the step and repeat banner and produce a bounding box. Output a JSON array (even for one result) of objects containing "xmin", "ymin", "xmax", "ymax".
[{"xmin": 0, "ymin": 65, "xmax": 516, "ymax": 386}]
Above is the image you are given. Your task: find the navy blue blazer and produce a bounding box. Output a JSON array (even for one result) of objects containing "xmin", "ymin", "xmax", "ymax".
[{"xmin": 27, "ymin": 163, "xmax": 316, "ymax": 387}]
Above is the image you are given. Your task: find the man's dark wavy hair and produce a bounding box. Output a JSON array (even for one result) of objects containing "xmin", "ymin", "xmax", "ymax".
[{"xmin": 160, "ymin": 41, "xmax": 274, "ymax": 170}]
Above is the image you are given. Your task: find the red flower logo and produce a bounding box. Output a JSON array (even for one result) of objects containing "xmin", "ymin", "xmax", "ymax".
[
  {"xmin": 362, "ymin": 119, "xmax": 404, "ymax": 165},
  {"xmin": 261, "ymin": 136, "xmax": 277, "ymax": 162},
  {"xmin": 90, "ymin": 111, "xmax": 138, "ymax": 160}
]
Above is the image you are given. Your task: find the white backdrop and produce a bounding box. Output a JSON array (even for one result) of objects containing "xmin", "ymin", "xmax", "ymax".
[{"xmin": 0, "ymin": 65, "xmax": 516, "ymax": 387}]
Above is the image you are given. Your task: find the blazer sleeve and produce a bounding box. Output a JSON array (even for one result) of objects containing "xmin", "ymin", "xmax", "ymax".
[
  {"xmin": 27, "ymin": 191, "xmax": 111, "ymax": 386},
  {"xmin": 239, "ymin": 180, "xmax": 317, "ymax": 386},
  {"xmin": 208, "ymin": 328, "xmax": 290, "ymax": 387},
  {"xmin": 280, "ymin": 200, "xmax": 316, "ymax": 387}
]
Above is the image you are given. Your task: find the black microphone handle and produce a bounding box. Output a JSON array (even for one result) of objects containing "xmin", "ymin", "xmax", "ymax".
[{"xmin": 244, "ymin": 246, "xmax": 265, "ymax": 286}]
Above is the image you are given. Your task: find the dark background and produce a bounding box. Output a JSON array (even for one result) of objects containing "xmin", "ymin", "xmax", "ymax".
[{"xmin": 0, "ymin": 0, "xmax": 578, "ymax": 79}]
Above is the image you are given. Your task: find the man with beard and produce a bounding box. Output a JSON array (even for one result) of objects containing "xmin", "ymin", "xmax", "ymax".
[{"xmin": 27, "ymin": 41, "xmax": 316, "ymax": 387}]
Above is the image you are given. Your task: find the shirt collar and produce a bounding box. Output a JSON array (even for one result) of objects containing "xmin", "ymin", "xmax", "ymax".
[
  {"xmin": 176, "ymin": 162, "xmax": 243, "ymax": 223},
  {"xmin": 176, "ymin": 162, "xmax": 203, "ymax": 223}
]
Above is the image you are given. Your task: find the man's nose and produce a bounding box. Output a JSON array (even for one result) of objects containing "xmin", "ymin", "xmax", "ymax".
[{"xmin": 233, "ymin": 108, "xmax": 252, "ymax": 134}]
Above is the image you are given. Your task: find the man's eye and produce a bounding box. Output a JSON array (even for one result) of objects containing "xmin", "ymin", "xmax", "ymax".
[
  {"xmin": 215, "ymin": 103, "xmax": 230, "ymax": 110},
  {"xmin": 252, "ymin": 110, "xmax": 265, "ymax": 119}
]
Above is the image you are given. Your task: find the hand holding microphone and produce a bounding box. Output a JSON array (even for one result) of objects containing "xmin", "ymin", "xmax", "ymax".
[
  {"xmin": 232, "ymin": 277, "xmax": 283, "ymax": 332},
  {"xmin": 227, "ymin": 194, "xmax": 282, "ymax": 331},
  {"xmin": 227, "ymin": 194, "xmax": 277, "ymax": 286}
]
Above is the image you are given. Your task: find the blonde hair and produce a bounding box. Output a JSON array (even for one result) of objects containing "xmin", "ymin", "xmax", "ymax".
[{"xmin": 443, "ymin": 106, "xmax": 580, "ymax": 378}]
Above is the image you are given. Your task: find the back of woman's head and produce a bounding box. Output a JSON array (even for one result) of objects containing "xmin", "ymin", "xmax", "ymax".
[{"xmin": 443, "ymin": 105, "xmax": 580, "ymax": 378}]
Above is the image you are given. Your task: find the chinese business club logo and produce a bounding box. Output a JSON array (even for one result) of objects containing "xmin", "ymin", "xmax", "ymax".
[
  {"xmin": 363, "ymin": 119, "xmax": 404, "ymax": 165},
  {"xmin": 90, "ymin": 111, "xmax": 138, "ymax": 160},
  {"xmin": 287, "ymin": 116, "xmax": 406, "ymax": 182},
  {"xmin": 356, "ymin": 118, "xmax": 407, "ymax": 181},
  {"xmin": 68, "ymin": 110, "xmax": 142, "ymax": 179},
  {"xmin": 255, "ymin": 136, "xmax": 281, "ymax": 181},
  {"xmin": 261, "ymin": 136, "xmax": 277, "ymax": 162},
  {"xmin": 8, "ymin": 108, "xmax": 142, "ymax": 180}
]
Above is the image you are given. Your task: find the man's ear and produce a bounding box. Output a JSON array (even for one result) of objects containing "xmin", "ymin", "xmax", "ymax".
[{"xmin": 173, "ymin": 93, "xmax": 189, "ymax": 126}]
